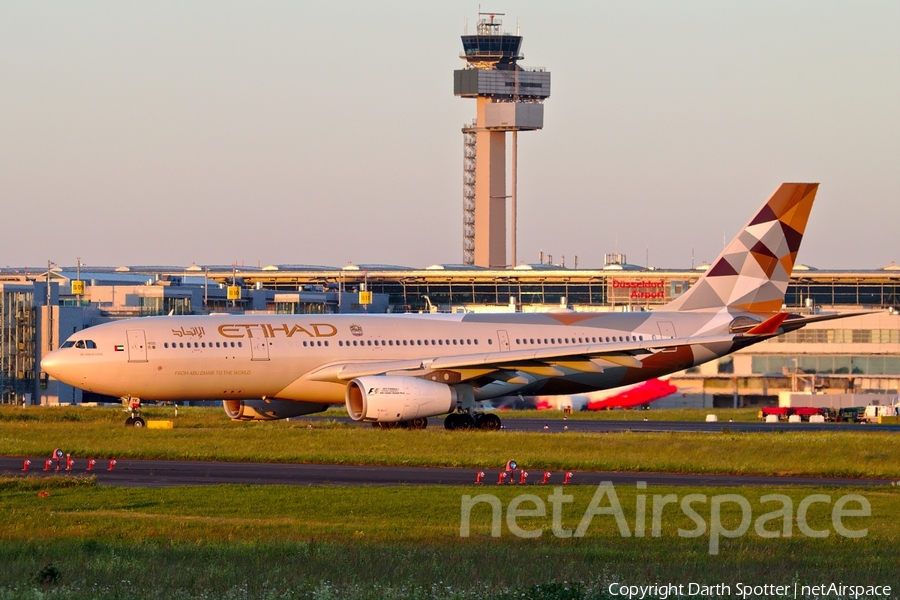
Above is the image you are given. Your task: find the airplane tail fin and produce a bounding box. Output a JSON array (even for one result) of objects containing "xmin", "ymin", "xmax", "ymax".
[{"xmin": 663, "ymin": 183, "xmax": 818, "ymax": 315}]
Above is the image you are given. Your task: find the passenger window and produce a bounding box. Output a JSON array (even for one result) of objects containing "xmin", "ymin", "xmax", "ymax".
[{"xmin": 237, "ymin": 342, "xmax": 242, "ymax": 348}]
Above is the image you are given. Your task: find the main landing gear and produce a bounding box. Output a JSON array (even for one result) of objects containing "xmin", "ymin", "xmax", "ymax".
[
  {"xmin": 371, "ymin": 417, "xmax": 428, "ymax": 430},
  {"xmin": 444, "ymin": 412, "xmax": 501, "ymax": 431}
]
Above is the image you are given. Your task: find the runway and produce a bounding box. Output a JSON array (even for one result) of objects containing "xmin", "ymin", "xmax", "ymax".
[
  {"xmin": 2, "ymin": 456, "xmax": 895, "ymax": 488},
  {"xmin": 312, "ymin": 416, "xmax": 900, "ymax": 434}
]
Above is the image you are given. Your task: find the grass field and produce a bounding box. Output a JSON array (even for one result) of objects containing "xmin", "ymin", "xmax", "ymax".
[
  {"xmin": 1, "ymin": 406, "xmax": 898, "ymax": 479},
  {"xmin": 0, "ymin": 477, "xmax": 898, "ymax": 599}
]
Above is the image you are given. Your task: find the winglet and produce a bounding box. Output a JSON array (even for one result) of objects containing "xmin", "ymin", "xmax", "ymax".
[{"xmin": 744, "ymin": 312, "xmax": 789, "ymax": 335}]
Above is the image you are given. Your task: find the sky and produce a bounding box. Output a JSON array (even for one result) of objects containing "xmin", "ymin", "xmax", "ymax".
[{"xmin": 1, "ymin": 1, "xmax": 899, "ymax": 271}]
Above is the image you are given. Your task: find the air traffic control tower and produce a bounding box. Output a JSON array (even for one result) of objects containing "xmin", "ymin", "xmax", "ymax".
[{"xmin": 454, "ymin": 13, "xmax": 550, "ymax": 267}]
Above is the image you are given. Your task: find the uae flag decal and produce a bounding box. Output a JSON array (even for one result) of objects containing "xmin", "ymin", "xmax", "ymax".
[{"xmin": 115, "ymin": 345, "xmax": 125, "ymax": 352}]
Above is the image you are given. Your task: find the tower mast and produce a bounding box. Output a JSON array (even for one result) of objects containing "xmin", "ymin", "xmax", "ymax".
[{"xmin": 454, "ymin": 12, "xmax": 550, "ymax": 267}]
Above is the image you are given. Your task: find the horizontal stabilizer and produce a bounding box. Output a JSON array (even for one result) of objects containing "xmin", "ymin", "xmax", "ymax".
[{"xmin": 744, "ymin": 312, "xmax": 789, "ymax": 335}]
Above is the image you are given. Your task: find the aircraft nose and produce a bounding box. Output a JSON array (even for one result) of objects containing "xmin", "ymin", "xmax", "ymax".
[{"xmin": 41, "ymin": 351, "xmax": 72, "ymax": 384}]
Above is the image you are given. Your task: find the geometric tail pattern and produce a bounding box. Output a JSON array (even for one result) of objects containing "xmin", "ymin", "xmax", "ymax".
[{"xmin": 664, "ymin": 183, "xmax": 818, "ymax": 315}]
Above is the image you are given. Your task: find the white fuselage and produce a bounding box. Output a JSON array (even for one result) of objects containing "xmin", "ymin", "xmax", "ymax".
[{"xmin": 41, "ymin": 310, "xmax": 734, "ymax": 404}]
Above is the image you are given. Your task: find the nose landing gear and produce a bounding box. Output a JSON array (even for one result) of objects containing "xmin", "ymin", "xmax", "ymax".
[{"xmin": 122, "ymin": 397, "xmax": 146, "ymax": 427}]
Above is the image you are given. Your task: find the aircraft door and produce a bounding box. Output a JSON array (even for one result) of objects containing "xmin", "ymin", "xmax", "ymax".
[
  {"xmin": 497, "ymin": 330, "xmax": 510, "ymax": 351},
  {"xmin": 250, "ymin": 329, "xmax": 270, "ymax": 361},
  {"xmin": 126, "ymin": 330, "xmax": 148, "ymax": 363}
]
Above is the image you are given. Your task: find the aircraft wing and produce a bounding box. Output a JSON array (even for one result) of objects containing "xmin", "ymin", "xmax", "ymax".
[
  {"xmin": 781, "ymin": 311, "xmax": 877, "ymax": 331},
  {"xmin": 304, "ymin": 331, "xmax": 743, "ymax": 384},
  {"xmin": 727, "ymin": 310, "xmax": 876, "ymax": 334},
  {"xmin": 300, "ymin": 311, "xmax": 819, "ymax": 385}
]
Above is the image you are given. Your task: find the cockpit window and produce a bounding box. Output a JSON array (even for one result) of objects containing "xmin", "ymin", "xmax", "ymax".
[{"xmin": 67, "ymin": 340, "xmax": 97, "ymax": 349}]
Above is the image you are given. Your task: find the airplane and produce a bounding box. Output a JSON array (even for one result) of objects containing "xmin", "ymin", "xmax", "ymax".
[
  {"xmin": 41, "ymin": 183, "xmax": 861, "ymax": 430},
  {"xmin": 584, "ymin": 377, "xmax": 679, "ymax": 410},
  {"xmin": 533, "ymin": 377, "xmax": 679, "ymax": 411}
]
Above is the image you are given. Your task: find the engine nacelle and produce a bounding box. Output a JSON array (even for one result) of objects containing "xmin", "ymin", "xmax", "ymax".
[
  {"xmin": 345, "ymin": 376, "xmax": 456, "ymax": 423},
  {"xmin": 222, "ymin": 399, "xmax": 328, "ymax": 421}
]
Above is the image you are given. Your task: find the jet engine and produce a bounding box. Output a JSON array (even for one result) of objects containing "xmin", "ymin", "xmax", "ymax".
[
  {"xmin": 222, "ymin": 399, "xmax": 328, "ymax": 421},
  {"xmin": 345, "ymin": 376, "xmax": 456, "ymax": 423}
]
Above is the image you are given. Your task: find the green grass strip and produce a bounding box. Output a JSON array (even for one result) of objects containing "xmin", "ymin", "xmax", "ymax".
[
  {"xmin": 0, "ymin": 484, "xmax": 897, "ymax": 599},
  {"xmin": 1, "ymin": 406, "xmax": 899, "ymax": 478}
]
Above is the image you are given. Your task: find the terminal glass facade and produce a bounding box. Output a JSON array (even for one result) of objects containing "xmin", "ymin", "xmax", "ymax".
[
  {"xmin": 139, "ymin": 296, "xmax": 192, "ymax": 317},
  {"xmin": 751, "ymin": 355, "xmax": 900, "ymax": 376},
  {"xmin": 0, "ymin": 289, "xmax": 35, "ymax": 404}
]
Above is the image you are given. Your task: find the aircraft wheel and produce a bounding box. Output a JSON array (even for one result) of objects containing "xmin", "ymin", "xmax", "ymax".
[
  {"xmin": 477, "ymin": 413, "xmax": 501, "ymax": 431},
  {"xmin": 132, "ymin": 417, "xmax": 146, "ymax": 428},
  {"xmin": 456, "ymin": 414, "xmax": 475, "ymax": 430},
  {"xmin": 408, "ymin": 417, "xmax": 428, "ymax": 430},
  {"xmin": 444, "ymin": 414, "xmax": 457, "ymax": 430},
  {"xmin": 124, "ymin": 417, "xmax": 134, "ymax": 426}
]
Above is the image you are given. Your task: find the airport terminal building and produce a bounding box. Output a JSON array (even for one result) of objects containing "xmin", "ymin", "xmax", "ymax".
[{"xmin": 2, "ymin": 261, "xmax": 899, "ymax": 406}]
